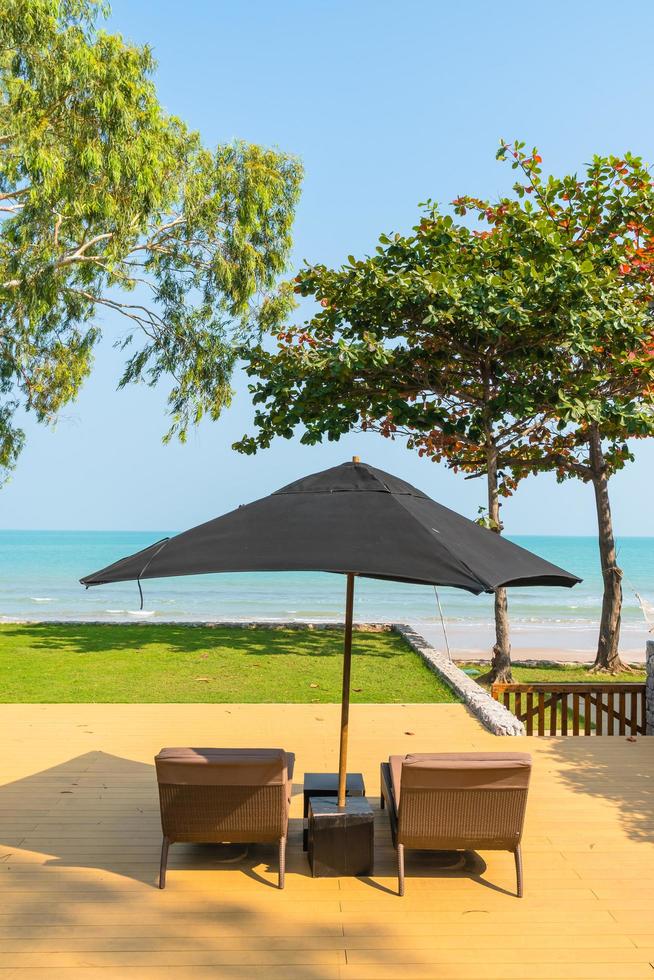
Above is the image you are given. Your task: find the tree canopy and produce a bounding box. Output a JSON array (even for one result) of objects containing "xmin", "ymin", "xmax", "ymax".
[
  {"xmin": 466, "ymin": 142, "xmax": 654, "ymax": 670},
  {"xmin": 239, "ymin": 144, "xmax": 654, "ymax": 486},
  {"xmin": 238, "ymin": 141, "xmax": 654, "ymax": 673},
  {"xmin": 0, "ymin": 0, "xmax": 302, "ymax": 482},
  {"xmin": 456, "ymin": 141, "xmax": 654, "ymax": 489}
]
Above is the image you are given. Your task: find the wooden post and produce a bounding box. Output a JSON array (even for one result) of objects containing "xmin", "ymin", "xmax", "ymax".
[
  {"xmin": 337, "ymin": 455, "xmax": 360, "ymax": 809},
  {"xmin": 337, "ymin": 572, "xmax": 356, "ymax": 808}
]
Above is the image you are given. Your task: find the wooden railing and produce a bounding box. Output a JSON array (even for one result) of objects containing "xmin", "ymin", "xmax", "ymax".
[{"xmin": 491, "ymin": 682, "xmax": 647, "ymax": 736}]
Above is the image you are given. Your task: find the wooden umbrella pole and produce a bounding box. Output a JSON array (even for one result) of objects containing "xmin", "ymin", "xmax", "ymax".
[{"xmin": 337, "ymin": 572, "xmax": 356, "ymax": 808}]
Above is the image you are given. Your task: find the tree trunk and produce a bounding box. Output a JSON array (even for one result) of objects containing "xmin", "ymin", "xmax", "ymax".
[
  {"xmin": 587, "ymin": 425, "xmax": 629, "ymax": 673},
  {"xmin": 478, "ymin": 442, "xmax": 513, "ymax": 685}
]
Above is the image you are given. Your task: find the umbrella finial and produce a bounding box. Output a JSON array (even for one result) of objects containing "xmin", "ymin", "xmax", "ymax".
[{"xmin": 352, "ymin": 455, "xmax": 360, "ymax": 464}]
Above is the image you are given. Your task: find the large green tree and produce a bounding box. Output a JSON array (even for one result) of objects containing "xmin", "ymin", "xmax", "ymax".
[
  {"xmin": 0, "ymin": 0, "xmax": 302, "ymax": 482},
  {"xmin": 236, "ymin": 210, "xmax": 588, "ymax": 682},
  {"xmin": 236, "ymin": 145, "xmax": 654, "ymax": 677},
  {"xmin": 464, "ymin": 141, "xmax": 654, "ymax": 673}
]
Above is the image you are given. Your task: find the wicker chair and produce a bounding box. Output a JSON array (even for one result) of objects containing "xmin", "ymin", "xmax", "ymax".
[
  {"xmin": 155, "ymin": 747, "xmax": 295, "ymax": 889},
  {"xmin": 380, "ymin": 752, "xmax": 531, "ymax": 897}
]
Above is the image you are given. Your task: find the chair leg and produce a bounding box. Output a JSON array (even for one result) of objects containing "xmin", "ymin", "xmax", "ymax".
[
  {"xmin": 514, "ymin": 844, "xmax": 523, "ymax": 898},
  {"xmin": 397, "ymin": 843, "xmax": 405, "ymax": 897},
  {"xmin": 159, "ymin": 836, "xmax": 170, "ymax": 890},
  {"xmin": 278, "ymin": 836, "xmax": 286, "ymax": 890},
  {"xmin": 380, "ymin": 783, "xmax": 385, "ymax": 809}
]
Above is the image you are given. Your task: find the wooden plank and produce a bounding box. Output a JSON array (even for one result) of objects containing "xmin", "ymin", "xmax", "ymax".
[
  {"xmin": 0, "ymin": 968, "xmax": 340, "ymax": 980},
  {"xmin": 596, "ymin": 693, "xmax": 603, "ymax": 736},
  {"xmin": 0, "ymin": 937, "xmax": 641, "ymax": 955},
  {"xmin": 0, "ymin": 949, "xmax": 349, "ymax": 966},
  {"xmin": 346, "ymin": 946, "xmax": 654, "ymax": 962},
  {"xmin": 538, "ymin": 692, "xmax": 545, "ymax": 736},
  {"xmin": 630, "ymin": 691, "xmax": 638, "ymax": 736},
  {"xmin": 515, "ymin": 692, "xmax": 522, "ymax": 724},
  {"xmin": 572, "ymin": 694, "xmax": 580, "ymax": 735},
  {"xmin": 526, "ymin": 692, "xmax": 534, "ymax": 735},
  {"xmin": 618, "ymin": 692, "xmax": 626, "ymax": 736},
  {"xmin": 607, "ymin": 691, "xmax": 614, "ymax": 735},
  {"xmin": 481, "ymin": 683, "xmax": 645, "ymax": 694},
  {"xmin": 560, "ymin": 694, "xmax": 568, "ymax": 736},
  {"xmin": 584, "ymin": 693, "xmax": 591, "ymax": 735},
  {"xmin": 549, "ymin": 693, "xmax": 558, "ymax": 736}
]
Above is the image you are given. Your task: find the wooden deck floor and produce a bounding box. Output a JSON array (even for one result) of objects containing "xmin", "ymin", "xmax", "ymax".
[{"xmin": 0, "ymin": 702, "xmax": 653, "ymax": 979}]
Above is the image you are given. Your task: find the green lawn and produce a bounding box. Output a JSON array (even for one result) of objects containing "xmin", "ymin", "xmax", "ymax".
[
  {"xmin": 459, "ymin": 662, "xmax": 646, "ymax": 685},
  {"xmin": 0, "ymin": 624, "xmax": 460, "ymax": 703}
]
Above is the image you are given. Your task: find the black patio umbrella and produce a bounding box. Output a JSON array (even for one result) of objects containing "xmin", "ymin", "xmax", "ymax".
[{"xmin": 81, "ymin": 458, "xmax": 580, "ymax": 805}]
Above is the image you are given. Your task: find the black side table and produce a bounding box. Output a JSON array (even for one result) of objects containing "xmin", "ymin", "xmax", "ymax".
[
  {"xmin": 308, "ymin": 796, "xmax": 374, "ymax": 877},
  {"xmin": 302, "ymin": 772, "xmax": 365, "ymax": 850}
]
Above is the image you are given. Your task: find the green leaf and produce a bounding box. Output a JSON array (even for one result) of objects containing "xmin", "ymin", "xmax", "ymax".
[{"xmin": 0, "ymin": 0, "xmax": 302, "ymax": 480}]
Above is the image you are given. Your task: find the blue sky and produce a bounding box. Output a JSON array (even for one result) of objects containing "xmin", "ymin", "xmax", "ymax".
[{"xmin": 4, "ymin": 0, "xmax": 654, "ymax": 534}]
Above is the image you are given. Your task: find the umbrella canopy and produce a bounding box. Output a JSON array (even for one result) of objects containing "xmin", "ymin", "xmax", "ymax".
[
  {"xmin": 81, "ymin": 460, "xmax": 580, "ymax": 593},
  {"xmin": 81, "ymin": 459, "xmax": 581, "ymax": 806}
]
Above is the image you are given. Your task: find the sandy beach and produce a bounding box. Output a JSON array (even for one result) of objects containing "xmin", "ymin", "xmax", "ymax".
[{"xmin": 413, "ymin": 621, "xmax": 649, "ymax": 664}]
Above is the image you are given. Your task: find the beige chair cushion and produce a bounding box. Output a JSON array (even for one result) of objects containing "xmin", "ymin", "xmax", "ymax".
[
  {"xmin": 389, "ymin": 754, "xmax": 405, "ymax": 804},
  {"xmin": 389, "ymin": 752, "xmax": 531, "ymax": 803},
  {"xmin": 155, "ymin": 747, "xmax": 294, "ymax": 787}
]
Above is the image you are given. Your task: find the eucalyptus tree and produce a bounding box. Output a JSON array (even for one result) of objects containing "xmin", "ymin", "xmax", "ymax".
[{"xmin": 0, "ymin": 0, "xmax": 302, "ymax": 481}]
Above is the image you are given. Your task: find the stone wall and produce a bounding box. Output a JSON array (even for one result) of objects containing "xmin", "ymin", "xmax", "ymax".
[{"xmin": 647, "ymin": 640, "xmax": 654, "ymax": 735}]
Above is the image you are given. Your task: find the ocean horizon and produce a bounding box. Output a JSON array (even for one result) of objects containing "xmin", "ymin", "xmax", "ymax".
[{"xmin": 1, "ymin": 530, "xmax": 652, "ymax": 655}]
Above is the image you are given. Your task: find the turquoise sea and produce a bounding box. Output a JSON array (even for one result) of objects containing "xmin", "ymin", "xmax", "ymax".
[{"xmin": 0, "ymin": 531, "xmax": 652, "ymax": 654}]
